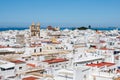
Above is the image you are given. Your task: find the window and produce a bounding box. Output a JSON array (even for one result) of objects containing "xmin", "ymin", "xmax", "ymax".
[
  {"xmin": 34, "ymin": 49, "xmax": 36, "ymax": 53},
  {"xmin": 97, "ymin": 61, "xmax": 99, "ymax": 63},
  {"xmin": 19, "ymin": 67, "xmax": 22, "ymax": 70},
  {"xmin": 1, "ymin": 68, "xmax": 5, "ymax": 71},
  {"xmin": 50, "ymin": 47, "xmax": 52, "ymax": 50},
  {"xmin": 66, "ymin": 47, "xmax": 68, "ymax": 49},
  {"xmin": 1, "ymin": 67, "xmax": 15, "ymax": 71},
  {"xmin": 40, "ymin": 48, "xmax": 42, "ymax": 52},
  {"xmin": 84, "ymin": 75, "xmax": 86, "ymax": 79},
  {"xmin": 52, "ymin": 65, "xmax": 54, "ymax": 67},
  {"xmin": 76, "ymin": 64, "xmax": 77, "ymax": 66},
  {"xmin": 8, "ymin": 67, "xmax": 14, "ymax": 70},
  {"xmin": 25, "ymin": 59, "xmax": 28, "ymax": 61}
]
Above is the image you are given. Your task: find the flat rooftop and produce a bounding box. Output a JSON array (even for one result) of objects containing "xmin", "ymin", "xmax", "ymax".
[
  {"xmin": 32, "ymin": 50, "xmax": 71, "ymax": 56},
  {"xmin": 74, "ymin": 56, "xmax": 104, "ymax": 63},
  {"xmin": 0, "ymin": 60, "xmax": 15, "ymax": 69}
]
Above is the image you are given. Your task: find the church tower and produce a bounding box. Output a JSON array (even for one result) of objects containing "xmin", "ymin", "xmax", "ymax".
[
  {"xmin": 36, "ymin": 22, "xmax": 40, "ymax": 37},
  {"xmin": 30, "ymin": 22, "xmax": 40, "ymax": 37},
  {"xmin": 30, "ymin": 22, "xmax": 36, "ymax": 36}
]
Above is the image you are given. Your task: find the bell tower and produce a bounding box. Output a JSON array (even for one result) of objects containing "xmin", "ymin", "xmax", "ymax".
[
  {"xmin": 30, "ymin": 22, "xmax": 36, "ymax": 36},
  {"xmin": 29, "ymin": 22, "xmax": 40, "ymax": 37},
  {"xmin": 36, "ymin": 22, "xmax": 40, "ymax": 37}
]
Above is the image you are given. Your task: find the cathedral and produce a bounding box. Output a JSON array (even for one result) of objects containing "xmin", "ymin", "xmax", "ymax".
[{"xmin": 29, "ymin": 22, "xmax": 40, "ymax": 37}]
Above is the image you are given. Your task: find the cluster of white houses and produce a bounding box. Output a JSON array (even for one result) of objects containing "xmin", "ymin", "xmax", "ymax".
[{"xmin": 1, "ymin": 23, "xmax": 120, "ymax": 80}]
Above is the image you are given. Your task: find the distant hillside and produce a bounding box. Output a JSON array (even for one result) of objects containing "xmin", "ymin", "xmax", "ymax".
[{"xmin": 77, "ymin": 26, "xmax": 88, "ymax": 30}]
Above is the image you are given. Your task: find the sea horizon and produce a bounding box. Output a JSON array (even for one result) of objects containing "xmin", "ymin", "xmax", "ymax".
[{"xmin": 0, "ymin": 26, "xmax": 119, "ymax": 31}]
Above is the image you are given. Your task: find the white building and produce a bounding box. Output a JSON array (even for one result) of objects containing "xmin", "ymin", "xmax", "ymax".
[{"xmin": 0, "ymin": 60, "xmax": 15, "ymax": 78}]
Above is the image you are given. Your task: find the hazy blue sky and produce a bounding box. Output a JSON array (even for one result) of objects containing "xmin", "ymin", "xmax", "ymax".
[{"xmin": 0, "ymin": 0, "xmax": 120, "ymax": 27}]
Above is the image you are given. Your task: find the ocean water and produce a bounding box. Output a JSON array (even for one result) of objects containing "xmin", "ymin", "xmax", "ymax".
[
  {"xmin": 0, "ymin": 27, "xmax": 28, "ymax": 31},
  {"xmin": 0, "ymin": 27, "xmax": 75, "ymax": 31},
  {"xmin": 91, "ymin": 27, "xmax": 119, "ymax": 31},
  {"xmin": 0, "ymin": 27, "xmax": 119, "ymax": 31}
]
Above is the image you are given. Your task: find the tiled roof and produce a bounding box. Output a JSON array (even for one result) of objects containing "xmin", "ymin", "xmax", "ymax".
[
  {"xmin": 22, "ymin": 76, "xmax": 39, "ymax": 80},
  {"xmin": 86, "ymin": 62, "xmax": 115, "ymax": 68},
  {"xmin": 43, "ymin": 58, "xmax": 68, "ymax": 64},
  {"xmin": 27, "ymin": 63, "xmax": 36, "ymax": 67},
  {"xmin": 10, "ymin": 60, "xmax": 25, "ymax": 64}
]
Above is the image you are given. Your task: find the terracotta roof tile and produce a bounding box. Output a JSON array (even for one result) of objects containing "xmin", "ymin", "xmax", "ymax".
[
  {"xmin": 43, "ymin": 58, "xmax": 68, "ymax": 64},
  {"xmin": 86, "ymin": 62, "xmax": 115, "ymax": 68},
  {"xmin": 11, "ymin": 60, "xmax": 25, "ymax": 64},
  {"xmin": 22, "ymin": 76, "xmax": 39, "ymax": 80}
]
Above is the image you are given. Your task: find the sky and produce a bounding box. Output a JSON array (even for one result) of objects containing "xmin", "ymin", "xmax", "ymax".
[{"xmin": 0, "ymin": 0, "xmax": 120, "ymax": 27}]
